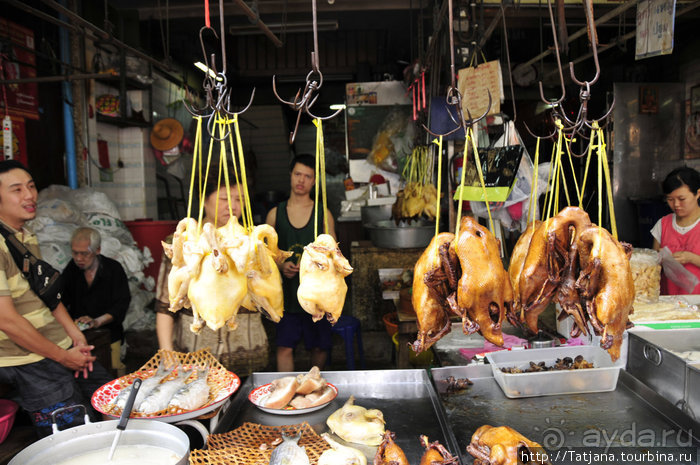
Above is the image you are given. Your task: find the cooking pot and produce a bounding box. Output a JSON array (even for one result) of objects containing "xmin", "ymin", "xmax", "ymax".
[
  {"xmin": 364, "ymin": 219, "xmax": 434, "ymax": 249},
  {"xmin": 9, "ymin": 406, "xmax": 199, "ymax": 465},
  {"xmin": 360, "ymin": 204, "xmax": 392, "ymax": 225}
]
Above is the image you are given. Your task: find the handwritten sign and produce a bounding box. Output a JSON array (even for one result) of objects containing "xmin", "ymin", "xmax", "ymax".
[
  {"xmin": 636, "ymin": 0, "xmax": 676, "ymax": 60},
  {"xmin": 457, "ymin": 60, "xmax": 503, "ymax": 118}
]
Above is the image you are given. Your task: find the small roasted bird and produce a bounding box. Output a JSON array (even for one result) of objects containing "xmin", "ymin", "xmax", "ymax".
[
  {"xmin": 467, "ymin": 425, "xmax": 550, "ymax": 465},
  {"xmin": 373, "ymin": 431, "xmax": 409, "ymax": 465},
  {"xmin": 507, "ymin": 220, "xmax": 540, "ymax": 327},
  {"xmin": 418, "ymin": 435, "xmax": 458, "ymax": 465},
  {"xmin": 297, "ymin": 234, "xmax": 353, "ymax": 324},
  {"xmin": 326, "ymin": 396, "xmax": 385, "ymax": 446},
  {"xmin": 575, "ymin": 225, "xmax": 635, "ymax": 361},
  {"xmin": 411, "ymin": 232, "xmax": 457, "ymax": 353},
  {"xmin": 450, "ymin": 216, "xmax": 512, "ymax": 346}
]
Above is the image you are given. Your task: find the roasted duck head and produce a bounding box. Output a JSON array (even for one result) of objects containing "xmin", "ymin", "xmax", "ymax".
[
  {"xmin": 411, "ymin": 232, "xmax": 457, "ymax": 353},
  {"xmin": 575, "ymin": 225, "xmax": 635, "ymax": 361},
  {"xmin": 467, "ymin": 425, "xmax": 550, "ymax": 465},
  {"xmin": 419, "ymin": 435, "xmax": 458, "ymax": 465},
  {"xmin": 373, "ymin": 431, "xmax": 409, "ymax": 465},
  {"xmin": 450, "ymin": 216, "xmax": 512, "ymax": 347},
  {"xmin": 518, "ymin": 207, "xmax": 591, "ymax": 334},
  {"xmin": 297, "ymin": 234, "xmax": 353, "ymax": 324}
]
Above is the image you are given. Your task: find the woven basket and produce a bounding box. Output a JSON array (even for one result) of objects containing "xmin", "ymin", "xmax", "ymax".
[
  {"xmin": 190, "ymin": 422, "xmax": 330, "ymax": 465},
  {"xmin": 99, "ymin": 348, "xmax": 238, "ymax": 418}
]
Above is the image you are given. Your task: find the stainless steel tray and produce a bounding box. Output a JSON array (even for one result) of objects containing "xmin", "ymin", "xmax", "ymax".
[
  {"xmin": 432, "ymin": 365, "xmax": 700, "ymax": 464},
  {"xmin": 214, "ymin": 369, "xmax": 460, "ymax": 464}
]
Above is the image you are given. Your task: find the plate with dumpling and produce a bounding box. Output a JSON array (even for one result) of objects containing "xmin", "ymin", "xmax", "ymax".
[{"xmin": 248, "ymin": 366, "xmax": 338, "ymax": 415}]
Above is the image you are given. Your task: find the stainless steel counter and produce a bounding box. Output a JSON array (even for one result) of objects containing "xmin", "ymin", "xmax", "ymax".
[
  {"xmin": 432, "ymin": 364, "xmax": 700, "ymax": 464},
  {"xmin": 214, "ymin": 369, "xmax": 460, "ymax": 463}
]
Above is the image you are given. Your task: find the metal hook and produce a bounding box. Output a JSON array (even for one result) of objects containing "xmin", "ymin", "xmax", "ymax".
[
  {"xmin": 568, "ymin": 0, "xmax": 601, "ymax": 87},
  {"xmin": 500, "ymin": 4, "xmax": 517, "ymax": 123},
  {"xmin": 537, "ymin": 0, "xmax": 567, "ymax": 107}
]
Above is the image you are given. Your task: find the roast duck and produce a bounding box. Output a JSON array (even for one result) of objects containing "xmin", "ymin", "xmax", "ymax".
[
  {"xmin": 411, "ymin": 217, "xmax": 511, "ymax": 352},
  {"xmin": 507, "ymin": 206, "xmax": 635, "ymax": 361},
  {"xmin": 163, "ymin": 216, "xmax": 291, "ymax": 332},
  {"xmin": 467, "ymin": 425, "xmax": 550, "ymax": 465},
  {"xmin": 411, "ymin": 206, "xmax": 634, "ymax": 361}
]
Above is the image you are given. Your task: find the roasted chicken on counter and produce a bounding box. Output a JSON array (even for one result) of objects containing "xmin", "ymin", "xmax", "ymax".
[
  {"xmin": 517, "ymin": 207, "xmax": 591, "ymax": 334},
  {"xmin": 319, "ymin": 433, "xmax": 367, "ymax": 465},
  {"xmin": 411, "ymin": 232, "xmax": 456, "ymax": 353},
  {"xmin": 575, "ymin": 225, "xmax": 635, "ymax": 361},
  {"xmin": 326, "ymin": 396, "xmax": 385, "ymax": 446},
  {"xmin": 297, "ymin": 234, "xmax": 353, "ymax": 324},
  {"xmin": 467, "ymin": 425, "xmax": 550, "ymax": 465},
  {"xmin": 373, "ymin": 431, "xmax": 409, "ymax": 465},
  {"xmin": 449, "ymin": 216, "xmax": 512, "ymax": 346}
]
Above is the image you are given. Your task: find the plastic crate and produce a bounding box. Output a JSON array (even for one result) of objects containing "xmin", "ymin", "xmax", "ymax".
[
  {"xmin": 0, "ymin": 399, "xmax": 18, "ymax": 444},
  {"xmin": 486, "ymin": 346, "xmax": 620, "ymax": 398}
]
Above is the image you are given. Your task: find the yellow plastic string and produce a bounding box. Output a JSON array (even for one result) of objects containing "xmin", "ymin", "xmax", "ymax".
[
  {"xmin": 596, "ymin": 124, "xmax": 618, "ymax": 240},
  {"xmin": 544, "ymin": 125, "xmax": 563, "ymax": 223},
  {"xmin": 312, "ymin": 119, "xmax": 329, "ymax": 237},
  {"xmin": 541, "ymin": 141, "xmax": 557, "ymax": 222},
  {"xmin": 563, "ymin": 134, "xmax": 582, "ymax": 206},
  {"xmin": 433, "ymin": 137, "xmax": 443, "ymax": 241},
  {"xmin": 455, "ymin": 133, "xmax": 470, "ymax": 238},
  {"xmin": 469, "ymin": 126, "xmax": 495, "ymax": 233},
  {"xmin": 186, "ymin": 116, "xmax": 203, "ymax": 218},
  {"xmin": 197, "ymin": 116, "xmax": 217, "ymax": 234},
  {"xmin": 557, "ymin": 148, "xmax": 571, "ymax": 207},
  {"xmin": 232, "ymin": 114, "xmax": 254, "ymax": 231},
  {"xmin": 527, "ymin": 137, "xmax": 540, "ymax": 226},
  {"xmin": 597, "ymin": 126, "xmax": 603, "ymax": 231},
  {"xmin": 225, "ymin": 119, "xmax": 244, "ymax": 226},
  {"xmin": 579, "ymin": 129, "xmax": 596, "ymax": 208}
]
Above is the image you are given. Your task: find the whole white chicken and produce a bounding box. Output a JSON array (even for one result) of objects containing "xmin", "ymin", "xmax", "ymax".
[
  {"xmin": 318, "ymin": 433, "xmax": 367, "ymax": 465},
  {"xmin": 326, "ymin": 396, "xmax": 385, "ymax": 446},
  {"xmin": 297, "ymin": 234, "xmax": 353, "ymax": 324},
  {"xmin": 244, "ymin": 224, "xmax": 292, "ymax": 323},
  {"xmin": 187, "ymin": 222, "xmax": 247, "ymax": 332},
  {"xmin": 162, "ymin": 218, "xmax": 201, "ymax": 312}
]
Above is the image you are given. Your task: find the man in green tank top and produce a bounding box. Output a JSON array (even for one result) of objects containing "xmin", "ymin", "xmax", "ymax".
[{"xmin": 266, "ymin": 154, "xmax": 336, "ymax": 371}]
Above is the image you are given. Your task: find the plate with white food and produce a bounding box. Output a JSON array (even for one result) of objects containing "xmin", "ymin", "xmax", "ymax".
[{"xmin": 248, "ymin": 366, "xmax": 338, "ymax": 414}]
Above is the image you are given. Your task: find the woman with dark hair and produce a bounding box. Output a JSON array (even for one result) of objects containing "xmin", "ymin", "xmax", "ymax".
[
  {"xmin": 651, "ymin": 166, "xmax": 700, "ymax": 294},
  {"xmin": 155, "ymin": 164, "xmax": 269, "ymax": 375}
]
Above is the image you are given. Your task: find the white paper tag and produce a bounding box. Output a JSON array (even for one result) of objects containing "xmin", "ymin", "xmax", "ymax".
[{"xmin": 2, "ymin": 116, "xmax": 12, "ymax": 160}]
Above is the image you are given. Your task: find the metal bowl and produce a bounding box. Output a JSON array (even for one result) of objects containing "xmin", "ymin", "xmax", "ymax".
[
  {"xmin": 360, "ymin": 205, "xmax": 393, "ymax": 225},
  {"xmin": 364, "ymin": 220, "xmax": 435, "ymax": 249}
]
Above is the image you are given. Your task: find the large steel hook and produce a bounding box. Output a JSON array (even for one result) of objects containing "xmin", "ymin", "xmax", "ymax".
[
  {"xmin": 537, "ymin": 0, "xmax": 567, "ymax": 107},
  {"xmin": 271, "ymin": 0, "xmax": 343, "ymax": 144}
]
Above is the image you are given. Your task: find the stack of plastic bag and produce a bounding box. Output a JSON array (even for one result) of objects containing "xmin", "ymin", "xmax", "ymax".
[{"xmin": 27, "ymin": 185, "xmax": 155, "ymax": 332}]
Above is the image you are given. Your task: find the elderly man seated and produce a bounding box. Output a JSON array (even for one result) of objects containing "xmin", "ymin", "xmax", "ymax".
[{"xmin": 61, "ymin": 227, "xmax": 130, "ymax": 374}]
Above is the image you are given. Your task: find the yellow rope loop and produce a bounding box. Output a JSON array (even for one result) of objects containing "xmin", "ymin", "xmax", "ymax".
[
  {"xmin": 312, "ymin": 119, "xmax": 322, "ymax": 238},
  {"xmin": 433, "ymin": 137, "xmax": 443, "ymax": 244},
  {"xmin": 197, "ymin": 117, "xmax": 218, "ymax": 234},
  {"xmin": 580, "ymin": 129, "xmax": 596, "ymax": 209},
  {"xmin": 455, "ymin": 132, "xmax": 470, "ymax": 238},
  {"xmin": 232, "ymin": 115, "xmax": 253, "ymax": 231},
  {"xmin": 597, "ymin": 126, "xmax": 618, "ymax": 240},
  {"xmin": 470, "ymin": 128, "xmax": 495, "ymax": 233},
  {"xmin": 528, "ymin": 137, "xmax": 540, "ymax": 227},
  {"xmin": 187, "ymin": 116, "xmax": 203, "ymax": 219},
  {"xmin": 317, "ymin": 120, "xmax": 329, "ymax": 235},
  {"xmin": 564, "ymin": 135, "xmax": 582, "ymax": 206}
]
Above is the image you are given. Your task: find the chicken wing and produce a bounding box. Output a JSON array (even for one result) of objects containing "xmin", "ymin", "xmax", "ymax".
[
  {"xmin": 297, "ymin": 234, "xmax": 353, "ymax": 324},
  {"xmin": 451, "ymin": 216, "xmax": 512, "ymax": 347},
  {"xmin": 411, "ymin": 232, "xmax": 457, "ymax": 353},
  {"xmin": 575, "ymin": 225, "xmax": 635, "ymax": 361}
]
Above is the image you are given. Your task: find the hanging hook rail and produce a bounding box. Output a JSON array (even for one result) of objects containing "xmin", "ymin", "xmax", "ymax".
[
  {"xmin": 184, "ymin": 0, "xmax": 255, "ymax": 141},
  {"xmin": 423, "ymin": 0, "xmax": 491, "ymax": 138},
  {"xmin": 272, "ymin": 0, "xmax": 343, "ymax": 145}
]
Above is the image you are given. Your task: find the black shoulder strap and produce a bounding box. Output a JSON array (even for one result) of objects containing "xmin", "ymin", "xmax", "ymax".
[{"xmin": 0, "ymin": 223, "xmax": 33, "ymax": 276}]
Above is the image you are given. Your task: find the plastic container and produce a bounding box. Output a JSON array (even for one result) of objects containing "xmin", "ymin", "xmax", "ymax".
[
  {"xmin": 486, "ymin": 346, "xmax": 620, "ymax": 398},
  {"xmin": 0, "ymin": 399, "xmax": 18, "ymax": 444},
  {"xmin": 382, "ymin": 312, "xmax": 398, "ymax": 337},
  {"xmin": 124, "ymin": 219, "xmax": 178, "ymax": 282}
]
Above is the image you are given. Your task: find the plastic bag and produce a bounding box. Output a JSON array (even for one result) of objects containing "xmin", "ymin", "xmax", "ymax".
[
  {"xmin": 630, "ymin": 248, "xmax": 662, "ymax": 302},
  {"xmin": 659, "ymin": 247, "xmax": 699, "ymax": 293},
  {"xmin": 367, "ymin": 109, "xmax": 413, "ymax": 173},
  {"xmin": 70, "ymin": 187, "xmax": 122, "ymax": 219},
  {"xmin": 38, "ymin": 242, "xmax": 72, "ymax": 271}
]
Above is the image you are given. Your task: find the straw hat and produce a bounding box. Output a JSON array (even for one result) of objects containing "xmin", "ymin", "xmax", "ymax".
[{"xmin": 150, "ymin": 118, "xmax": 184, "ymax": 151}]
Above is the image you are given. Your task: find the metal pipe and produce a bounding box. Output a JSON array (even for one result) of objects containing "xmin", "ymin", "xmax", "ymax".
[
  {"xmin": 231, "ymin": 0, "xmax": 284, "ymax": 47},
  {"xmin": 5, "ymin": 0, "xmax": 78, "ymax": 33},
  {"xmin": 39, "ymin": 0, "xmax": 175, "ymax": 73},
  {"xmin": 0, "ymin": 72, "xmax": 116, "ymax": 84},
  {"xmin": 522, "ymin": 0, "xmax": 638, "ymax": 68},
  {"xmin": 59, "ymin": 0, "xmax": 78, "ymax": 189}
]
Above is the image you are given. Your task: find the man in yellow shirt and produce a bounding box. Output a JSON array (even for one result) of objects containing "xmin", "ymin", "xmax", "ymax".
[{"xmin": 0, "ymin": 160, "xmax": 108, "ymax": 437}]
